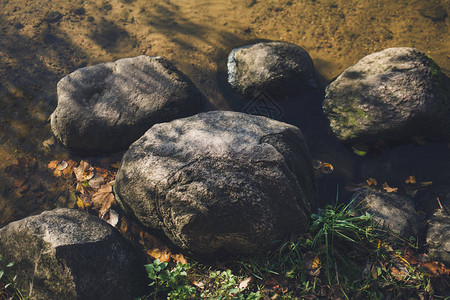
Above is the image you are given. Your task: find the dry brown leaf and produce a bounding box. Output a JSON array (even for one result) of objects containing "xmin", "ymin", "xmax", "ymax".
[
  {"xmin": 42, "ymin": 137, "xmax": 55, "ymax": 148},
  {"xmin": 74, "ymin": 160, "xmax": 94, "ymax": 182},
  {"xmin": 172, "ymin": 253, "xmax": 187, "ymax": 265},
  {"xmin": 89, "ymin": 174, "xmax": 105, "ymax": 189},
  {"xmin": 106, "ymin": 209, "xmax": 119, "ymax": 227},
  {"xmin": 91, "ymin": 183, "xmax": 115, "ymax": 216},
  {"xmin": 111, "ymin": 162, "xmax": 121, "ymax": 169},
  {"xmin": 382, "ymin": 182, "xmax": 398, "ymax": 193},
  {"xmin": 238, "ymin": 277, "xmax": 252, "ymax": 290}
]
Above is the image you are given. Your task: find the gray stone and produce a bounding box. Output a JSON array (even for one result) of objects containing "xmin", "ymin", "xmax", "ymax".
[
  {"xmin": 114, "ymin": 111, "xmax": 316, "ymax": 256},
  {"xmin": 0, "ymin": 208, "xmax": 146, "ymax": 300},
  {"xmin": 323, "ymin": 47, "xmax": 450, "ymax": 144},
  {"xmin": 227, "ymin": 42, "xmax": 316, "ymax": 99},
  {"xmin": 353, "ymin": 189, "xmax": 419, "ymax": 240},
  {"xmin": 51, "ymin": 55, "xmax": 203, "ymax": 154},
  {"xmin": 427, "ymin": 209, "xmax": 450, "ymax": 265}
]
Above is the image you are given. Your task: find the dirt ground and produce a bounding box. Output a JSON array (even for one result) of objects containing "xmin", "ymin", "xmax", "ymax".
[{"xmin": 0, "ymin": 0, "xmax": 449, "ymax": 224}]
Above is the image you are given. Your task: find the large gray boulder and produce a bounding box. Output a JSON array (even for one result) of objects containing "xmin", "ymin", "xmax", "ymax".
[
  {"xmin": 51, "ymin": 55, "xmax": 203, "ymax": 154},
  {"xmin": 427, "ymin": 209, "xmax": 450, "ymax": 265},
  {"xmin": 353, "ymin": 189, "xmax": 419, "ymax": 240},
  {"xmin": 227, "ymin": 42, "xmax": 316, "ymax": 99},
  {"xmin": 323, "ymin": 47, "xmax": 450, "ymax": 144},
  {"xmin": 0, "ymin": 208, "xmax": 146, "ymax": 300},
  {"xmin": 114, "ymin": 111, "xmax": 316, "ymax": 256}
]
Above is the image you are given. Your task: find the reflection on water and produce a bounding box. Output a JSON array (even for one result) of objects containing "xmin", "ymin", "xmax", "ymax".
[{"xmin": 0, "ymin": 0, "xmax": 449, "ymax": 225}]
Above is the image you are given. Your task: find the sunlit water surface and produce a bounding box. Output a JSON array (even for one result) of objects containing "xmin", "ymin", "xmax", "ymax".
[{"xmin": 0, "ymin": 0, "xmax": 449, "ymax": 225}]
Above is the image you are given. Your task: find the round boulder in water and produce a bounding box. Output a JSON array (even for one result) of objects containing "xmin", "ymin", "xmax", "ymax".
[
  {"xmin": 227, "ymin": 42, "xmax": 316, "ymax": 99},
  {"xmin": 114, "ymin": 111, "xmax": 316, "ymax": 256},
  {"xmin": 51, "ymin": 55, "xmax": 203, "ymax": 154},
  {"xmin": 323, "ymin": 47, "xmax": 450, "ymax": 144}
]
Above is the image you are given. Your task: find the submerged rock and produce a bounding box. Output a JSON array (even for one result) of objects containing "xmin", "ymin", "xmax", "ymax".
[
  {"xmin": 427, "ymin": 209, "xmax": 450, "ymax": 265},
  {"xmin": 227, "ymin": 42, "xmax": 316, "ymax": 99},
  {"xmin": 51, "ymin": 55, "xmax": 203, "ymax": 154},
  {"xmin": 353, "ymin": 189, "xmax": 419, "ymax": 240},
  {"xmin": 323, "ymin": 47, "xmax": 450, "ymax": 144},
  {"xmin": 0, "ymin": 208, "xmax": 146, "ymax": 300},
  {"xmin": 114, "ymin": 111, "xmax": 316, "ymax": 256}
]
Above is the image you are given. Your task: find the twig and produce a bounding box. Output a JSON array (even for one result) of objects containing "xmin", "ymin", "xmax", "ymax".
[{"xmin": 436, "ymin": 197, "xmax": 449, "ymax": 215}]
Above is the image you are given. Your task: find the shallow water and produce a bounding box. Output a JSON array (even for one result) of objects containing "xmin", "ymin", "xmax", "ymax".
[{"xmin": 0, "ymin": 0, "xmax": 449, "ymax": 225}]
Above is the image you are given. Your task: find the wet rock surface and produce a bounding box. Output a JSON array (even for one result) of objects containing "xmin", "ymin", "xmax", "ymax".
[
  {"xmin": 323, "ymin": 47, "xmax": 450, "ymax": 144},
  {"xmin": 114, "ymin": 111, "xmax": 316, "ymax": 256},
  {"xmin": 353, "ymin": 189, "xmax": 420, "ymax": 240},
  {"xmin": 227, "ymin": 42, "xmax": 316, "ymax": 99},
  {"xmin": 51, "ymin": 55, "xmax": 203, "ymax": 155},
  {"xmin": 427, "ymin": 209, "xmax": 450, "ymax": 265},
  {"xmin": 0, "ymin": 208, "xmax": 146, "ymax": 300}
]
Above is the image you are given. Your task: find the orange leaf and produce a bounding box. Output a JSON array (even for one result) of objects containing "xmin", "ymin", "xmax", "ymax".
[
  {"xmin": 48, "ymin": 160, "xmax": 59, "ymax": 170},
  {"xmin": 172, "ymin": 254, "xmax": 187, "ymax": 265},
  {"xmin": 321, "ymin": 163, "xmax": 334, "ymax": 174},
  {"xmin": 405, "ymin": 176, "xmax": 416, "ymax": 184},
  {"xmin": 383, "ymin": 182, "xmax": 398, "ymax": 193}
]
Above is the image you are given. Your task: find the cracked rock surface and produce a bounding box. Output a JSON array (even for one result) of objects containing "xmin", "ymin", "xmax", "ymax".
[
  {"xmin": 0, "ymin": 208, "xmax": 146, "ymax": 300},
  {"xmin": 114, "ymin": 111, "xmax": 316, "ymax": 256},
  {"xmin": 51, "ymin": 55, "xmax": 203, "ymax": 155}
]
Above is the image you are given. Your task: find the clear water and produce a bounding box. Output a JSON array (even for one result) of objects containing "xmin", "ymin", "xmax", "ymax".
[{"xmin": 0, "ymin": 0, "xmax": 449, "ymax": 225}]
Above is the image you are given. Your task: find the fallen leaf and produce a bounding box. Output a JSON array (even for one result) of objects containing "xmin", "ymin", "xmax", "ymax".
[
  {"xmin": 147, "ymin": 248, "xmax": 171, "ymax": 262},
  {"xmin": 56, "ymin": 161, "xmax": 68, "ymax": 171},
  {"xmin": 106, "ymin": 209, "xmax": 119, "ymax": 227},
  {"xmin": 74, "ymin": 160, "xmax": 94, "ymax": 182},
  {"xmin": 303, "ymin": 252, "xmax": 321, "ymax": 276},
  {"xmin": 366, "ymin": 178, "xmax": 378, "ymax": 186},
  {"xmin": 382, "ymin": 182, "xmax": 398, "ymax": 193},
  {"xmin": 405, "ymin": 176, "xmax": 416, "ymax": 184},
  {"xmin": 192, "ymin": 281, "xmax": 205, "ymax": 289},
  {"xmin": 42, "ymin": 137, "xmax": 55, "ymax": 148},
  {"xmin": 48, "ymin": 160, "xmax": 59, "ymax": 169},
  {"xmin": 390, "ymin": 266, "xmax": 407, "ymax": 281},
  {"xmin": 321, "ymin": 163, "xmax": 334, "ymax": 174},
  {"xmin": 172, "ymin": 253, "xmax": 187, "ymax": 265},
  {"xmin": 76, "ymin": 196, "xmax": 85, "ymax": 210},
  {"xmin": 239, "ymin": 277, "xmax": 252, "ymax": 290},
  {"xmin": 111, "ymin": 162, "xmax": 121, "ymax": 169},
  {"xmin": 89, "ymin": 174, "xmax": 105, "ymax": 189},
  {"xmin": 91, "ymin": 183, "xmax": 115, "ymax": 216}
]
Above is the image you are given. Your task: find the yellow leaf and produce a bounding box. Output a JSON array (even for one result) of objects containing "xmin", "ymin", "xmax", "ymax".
[
  {"xmin": 366, "ymin": 178, "xmax": 378, "ymax": 186},
  {"xmin": 405, "ymin": 176, "xmax": 416, "ymax": 184},
  {"xmin": 321, "ymin": 163, "xmax": 334, "ymax": 174},
  {"xmin": 76, "ymin": 196, "xmax": 85, "ymax": 210}
]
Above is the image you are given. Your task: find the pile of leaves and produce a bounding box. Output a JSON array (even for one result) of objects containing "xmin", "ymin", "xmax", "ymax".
[{"xmin": 47, "ymin": 159, "xmax": 188, "ymax": 266}]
